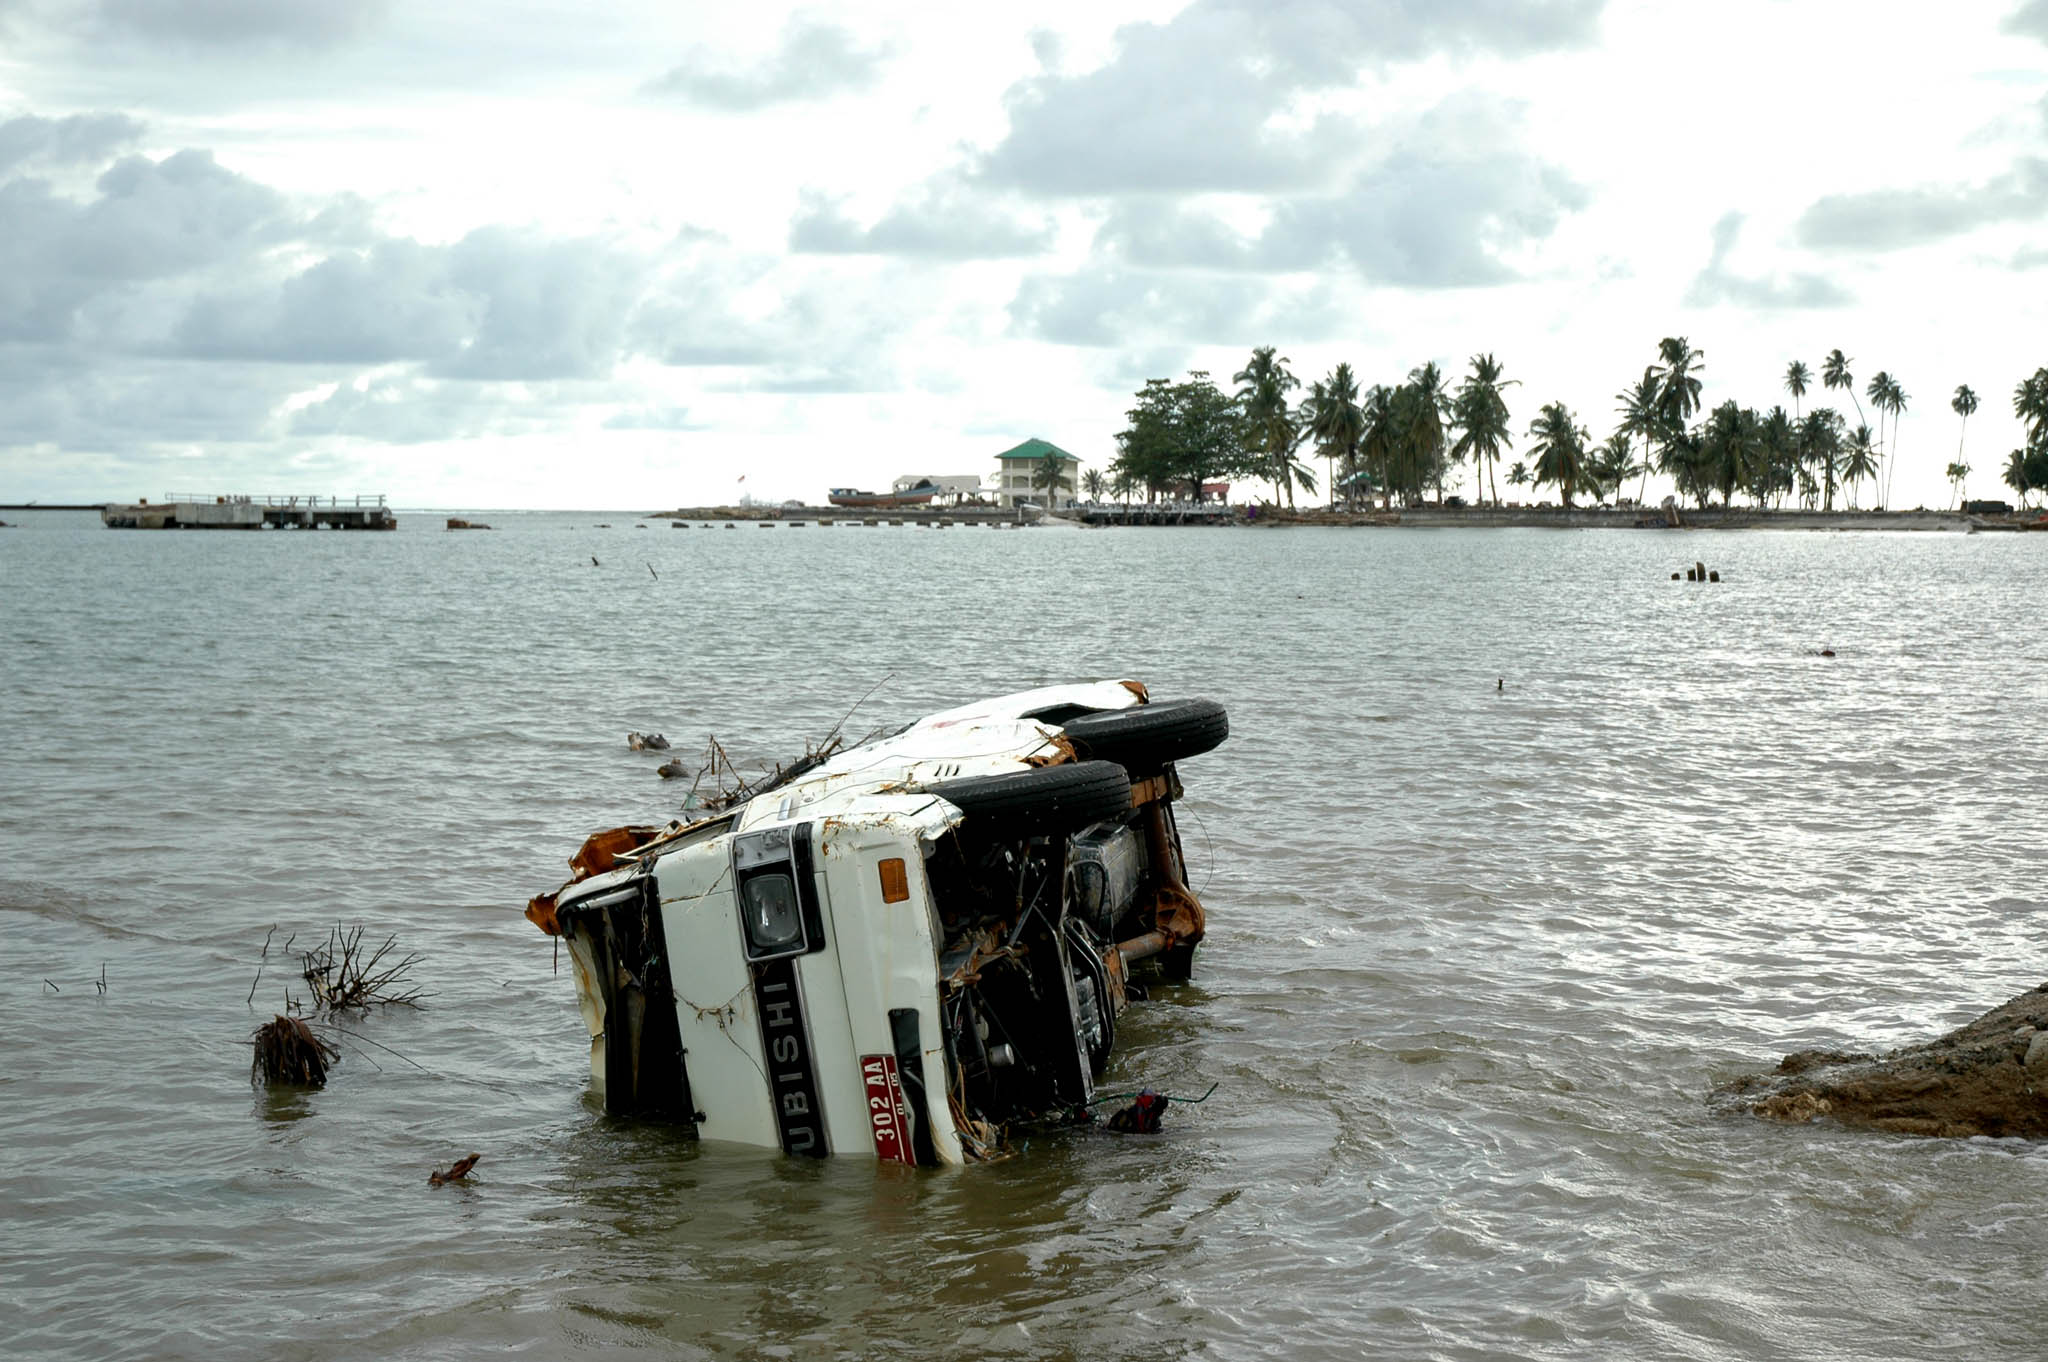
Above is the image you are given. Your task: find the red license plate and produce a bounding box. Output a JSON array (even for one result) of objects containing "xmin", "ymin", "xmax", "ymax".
[{"xmin": 861, "ymin": 1053, "xmax": 915, "ymax": 1165}]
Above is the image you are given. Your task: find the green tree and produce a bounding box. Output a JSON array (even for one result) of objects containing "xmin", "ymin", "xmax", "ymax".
[
  {"xmin": 1112, "ymin": 372, "xmax": 1246, "ymax": 503},
  {"xmin": 1800, "ymin": 408, "xmax": 1844, "ymax": 512},
  {"xmin": 1950, "ymin": 384, "xmax": 1979, "ymax": 507},
  {"xmin": 1392, "ymin": 361, "xmax": 1452, "ymax": 505},
  {"xmin": 1785, "ymin": 359, "xmax": 1811, "ymax": 420},
  {"xmin": 1032, "ymin": 449, "xmax": 1073, "ymax": 511},
  {"xmin": 1081, "ymin": 468, "xmax": 1105, "ymax": 502},
  {"xmin": 1659, "ymin": 425, "xmax": 1715, "ymax": 508},
  {"xmin": 1841, "ymin": 424, "xmax": 1878, "ymax": 508},
  {"xmin": 1506, "ymin": 461, "xmax": 1531, "ymax": 491},
  {"xmin": 1359, "ymin": 385, "xmax": 1400, "ymax": 509},
  {"xmin": 1589, "ymin": 432, "xmax": 1637, "ymax": 504},
  {"xmin": 2018, "ymin": 368, "xmax": 2048, "ymax": 444},
  {"xmin": 1866, "ymin": 372, "xmax": 1906, "ymax": 508},
  {"xmin": 1451, "ymin": 353, "xmax": 1516, "ymax": 506},
  {"xmin": 1616, "ymin": 368, "xmax": 1662, "ymax": 505},
  {"xmin": 1652, "ymin": 337, "xmax": 1705, "ymax": 432},
  {"xmin": 1528, "ymin": 401, "xmax": 1593, "ymax": 507},
  {"xmin": 1822, "ymin": 348, "xmax": 1867, "ymax": 428},
  {"xmin": 1759, "ymin": 406, "xmax": 1797, "ymax": 507},
  {"xmin": 2004, "ymin": 449, "xmax": 2035, "ymax": 505},
  {"xmin": 1234, "ymin": 346, "xmax": 1312, "ymax": 507},
  {"xmin": 1697, "ymin": 400, "xmax": 1762, "ymax": 507},
  {"xmin": 2011, "ymin": 368, "xmax": 2048, "ymax": 503},
  {"xmin": 1304, "ymin": 363, "xmax": 1365, "ymax": 510}
]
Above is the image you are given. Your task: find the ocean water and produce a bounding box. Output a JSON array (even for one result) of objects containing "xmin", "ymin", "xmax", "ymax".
[{"xmin": 2, "ymin": 509, "xmax": 2044, "ymax": 1361}]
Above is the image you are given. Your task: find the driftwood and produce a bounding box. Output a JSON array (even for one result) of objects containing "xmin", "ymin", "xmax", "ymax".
[
  {"xmin": 429, "ymin": 1153, "xmax": 481, "ymax": 1185},
  {"xmin": 300, "ymin": 925, "xmax": 424, "ymax": 1013},
  {"xmin": 251, "ymin": 1015, "xmax": 339, "ymax": 1086}
]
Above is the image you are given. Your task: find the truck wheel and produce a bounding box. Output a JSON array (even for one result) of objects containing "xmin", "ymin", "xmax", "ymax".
[
  {"xmin": 926, "ymin": 760, "xmax": 1132, "ymax": 833},
  {"xmin": 1061, "ymin": 698, "xmax": 1229, "ymax": 772}
]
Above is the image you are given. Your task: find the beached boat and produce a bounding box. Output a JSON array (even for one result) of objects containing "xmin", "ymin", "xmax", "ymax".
[
  {"xmin": 826, "ymin": 486, "xmax": 938, "ymax": 508},
  {"xmin": 525, "ymin": 681, "xmax": 1229, "ymax": 1163}
]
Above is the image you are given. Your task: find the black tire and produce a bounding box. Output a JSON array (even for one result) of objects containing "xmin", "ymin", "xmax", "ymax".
[
  {"xmin": 1060, "ymin": 698, "xmax": 1229, "ymax": 772},
  {"xmin": 926, "ymin": 760, "xmax": 1132, "ymax": 834}
]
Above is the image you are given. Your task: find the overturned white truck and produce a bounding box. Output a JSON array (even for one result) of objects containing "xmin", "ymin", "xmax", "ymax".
[{"xmin": 525, "ymin": 681, "xmax": 1228, "ymax": 1164}]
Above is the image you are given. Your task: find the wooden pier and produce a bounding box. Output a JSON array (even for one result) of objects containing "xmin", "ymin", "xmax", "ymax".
[
  {"xmin": 657, "ymin": 504, "xmax": 1034, "ymax": 528},
  {"xmin": 102, "ymin": 494, "xmax": 395, "ymax": 530}
]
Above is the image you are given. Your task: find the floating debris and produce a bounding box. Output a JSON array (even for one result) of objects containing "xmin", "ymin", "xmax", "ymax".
[
  {"xmin": 445, "ymin": 518, "xmax": 493, "ymax": 530},
  {"xmin": 429, "ymin": 1153, "xmax": 481, "ymax": 1185},
  {"xmin": 251, "ymin": 1015, "xmax": 339, "ymax": 1086},
  {"xmin": 1106, "ymin": 1090, "xmax": 1168, "ymax": 1133},
  {"xmin": 627, "ymin": 732, "xmax": 670, "ymax": 751},
  {"xmin": 300, "ymin": 925, "xmax": 424, "ymax": 1013}
]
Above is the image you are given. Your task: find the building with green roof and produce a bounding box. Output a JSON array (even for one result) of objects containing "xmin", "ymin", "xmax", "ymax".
[{"xmin": 993, "ymin": 437, "xmax": 1081, "ymax": 510}]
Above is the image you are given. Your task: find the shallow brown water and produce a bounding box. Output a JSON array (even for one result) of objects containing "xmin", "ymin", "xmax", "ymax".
[{"xmin": 3, "ymin": 510, "xmax": 2045, "ymax": 1360}]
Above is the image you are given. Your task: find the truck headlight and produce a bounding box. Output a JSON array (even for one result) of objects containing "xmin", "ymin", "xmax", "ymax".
[
  {"xmin": 731, "ymin": 826, "xmax": 825, "ymax": 962},
  {"xmin": 742, "ymin": 874, "xmax": 803, "ymax": 954}
]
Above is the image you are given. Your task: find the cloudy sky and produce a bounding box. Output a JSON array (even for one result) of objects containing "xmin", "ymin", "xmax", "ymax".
[{"xmin": 2, "ymin": 0, "xmax": 2044, "ymax": 509}]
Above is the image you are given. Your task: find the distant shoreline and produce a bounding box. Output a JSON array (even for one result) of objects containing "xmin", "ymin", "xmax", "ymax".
[{"xmin": 1235, "ymin": 506, "xmax": 2046, "ymax": 532}]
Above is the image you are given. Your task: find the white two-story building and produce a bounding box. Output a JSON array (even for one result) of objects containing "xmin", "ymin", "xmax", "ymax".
[{"xmin": 993, "ymin": 438, "xmax": 1081, "ymax": 510}]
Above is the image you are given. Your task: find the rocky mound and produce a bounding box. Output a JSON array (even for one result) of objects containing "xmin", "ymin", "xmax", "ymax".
[{"xmin": 1717, "ymin": 982, "xmax": 2048, "ymax": 1138}]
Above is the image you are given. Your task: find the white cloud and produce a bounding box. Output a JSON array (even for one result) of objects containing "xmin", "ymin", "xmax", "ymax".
[
  {"xmin": 0, "ymin": 0, "xmax": 2040, "ymax": 510},
  {"xmin": 1798, "ymin": 157, "xmax": 2048, "ymax": 252},
  {"xmin": 1687, "ymin": 212, "xmax": 1852, "ymax": 310},
  {"xmin": 642, "ymin": 18, "xmax": 892, "ymax": 109}
]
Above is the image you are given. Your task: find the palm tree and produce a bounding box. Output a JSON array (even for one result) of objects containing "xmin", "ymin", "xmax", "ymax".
[
  {"xmin": 1697, "ymin": 400, "xmax": 1762, "ymax": 507},
  {"xmin": 1945, "ymin": 461, "xmax": 1970, "ymax": 509},
  {"xmin": 1398, "ymin": 361, "xmax": 1452, "ymax": 504},
  {"xmin": 1800, "ymin": 409, "xmax": 1843, "ymax": 512},
  {"xmin": 1305, "ymin": 363, "xmax": 1365, "ymax": 510},
  {"xmin": 2018, "ymin": 369, "xmax": 2048, "ymax": 444},
  {"xmin": 1589, "ymin": 431, "xmax": 1637, "ymax": 504},
  {"xmin": 1233, "ymin": 346, "xmax": 1306, "ymax": 507},
  {"xmin": 1081, "ymin": 468, "xmax": 1105, "ymax": 502},
  {"xmin": 1616, "ymin": 368, "xmax": 1662, "ymax": 505},
  {"xmin": 1450, "ymin": 353, "xmax": 1516, "ymax": 506},
  {"xmin": 2006, "ymin": 448, "xmax": 2037, "ymax": 505},
  {"xmin": 1785, "ymin": 359, "xmax": 1811, "ymax": 421},
  {"xmin": 1822, "ymin": 349, "xmax": 1866, "ymax": 428},
  {"xmin": 1359, "ymin": 384, "xmax": 1399, "ymax": 509},
  {"xmin": 1527, "ymin": 401, "xmax": 1592, "ymax": 507},
  {"xmin": 1506, "ymin": 461, "xmax": 1531, "ymax": 492},
  {"xmin": 1651, "ymin": 337, "xmax": 1705, "ymax": 432},
  {"xmin": 1760, "ymin": 406, "xmax": 1796, "ymax": 507},
  {"xmin": 1866, "ymin": 372, "xmax": 1906, "ymax": 508},
  {"xmin": 1032, "ymin": 449, "xmax": 1073, "ymax": 510},
  {"xmin": 1951, "ymin": 385, "xmax": 1979, "ymax": 508},
  {"xmin": 1841, "ymin": 424, "xmax": 1878, "ymax": 508}
]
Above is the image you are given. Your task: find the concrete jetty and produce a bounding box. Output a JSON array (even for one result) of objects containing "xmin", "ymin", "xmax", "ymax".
[{"xmin": 102, "ymin": 494, "xmax": 396, "ymax": 530}]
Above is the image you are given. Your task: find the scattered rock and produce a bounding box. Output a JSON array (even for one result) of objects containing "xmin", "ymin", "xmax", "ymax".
[
  {"xmin": 445, "ymin": 518, "xmax": 493, "ymax": 530},
  {"xmin": 1717, "ymin": 982, "xmax": 2048, "ymax": 1138},
  {"xmin": 1756, "ymin": 1091, "xmax": 1832, "ymax": 1123}
]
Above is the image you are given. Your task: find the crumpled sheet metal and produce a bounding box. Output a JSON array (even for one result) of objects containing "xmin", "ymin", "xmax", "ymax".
[{"xmin": 525, "ymin": 823, "xmax": 669, "ymax": 936}]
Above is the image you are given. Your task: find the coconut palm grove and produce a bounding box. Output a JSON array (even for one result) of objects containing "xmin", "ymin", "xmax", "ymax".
[{"xmin": 1107, "ymin": 342, "xmax": 2048, "ymax": 513}]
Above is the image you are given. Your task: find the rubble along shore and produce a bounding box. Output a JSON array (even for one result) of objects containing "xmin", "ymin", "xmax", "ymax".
[{"xmin": 1718, "ymin": 982, "xmax": 2048, "ymax": 1138}]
